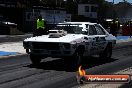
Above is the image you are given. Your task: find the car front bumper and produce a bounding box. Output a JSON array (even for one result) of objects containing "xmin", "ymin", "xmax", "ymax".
[{"xmin": 26, "ymin": 49, "xmax": 74, "ymax": 57}]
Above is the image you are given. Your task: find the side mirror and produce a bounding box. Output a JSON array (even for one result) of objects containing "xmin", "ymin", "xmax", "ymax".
[
  {"xmin": 82, "ymin": 28, "xmax": 88, "ymax": 35},
  {"xmin": 105, "ymin": 34, "xmax": 109, "ymax": 37}
]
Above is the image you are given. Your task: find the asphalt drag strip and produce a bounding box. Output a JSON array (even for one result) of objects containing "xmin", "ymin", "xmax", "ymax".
[
  {"xmin": 73, "ymin": 46, "xmax": 132, "ymax": 88},
  {"xmin": 0, "ymin": 44, "xmax": 131, "ymax": 88}
]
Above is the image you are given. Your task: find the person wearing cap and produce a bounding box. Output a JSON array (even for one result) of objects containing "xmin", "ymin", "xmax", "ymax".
[
  {"xmin": 128, "ymin": 21, "xmax": 132, "ymax": 37},
  {"xmin": 110, "ymin": 18, "xmax": 120, "ymax": 36}
]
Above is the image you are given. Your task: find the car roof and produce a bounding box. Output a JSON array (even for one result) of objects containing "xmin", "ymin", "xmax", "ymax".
[
  {"xmin": 64, "ymin": 22, "xmax": 97, "ymax": 25},
  {"xmin": 57, "ymin": 22, "xmax": 98, "ymax": 29},
  {"xmin": 57, "ymin": 23, "xmax": 82, "ymax": 25}
]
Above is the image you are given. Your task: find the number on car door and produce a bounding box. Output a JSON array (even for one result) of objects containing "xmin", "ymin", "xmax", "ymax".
[
  {"xmin": 88, "ymin": 25, "xmax": 99, "ymax": 54},
  {"xmin": 94, "ymin": 24, "xmax": 108, "ymax": 52}
]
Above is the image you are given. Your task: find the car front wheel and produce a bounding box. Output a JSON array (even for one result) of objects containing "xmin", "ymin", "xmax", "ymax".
[
  {"xmin": 72, "ymin": 46, "xmax": 85, "ymax": 69},
  {"xmin": 30, "ymin": 54, "xmax": 42, "ymax": 65},
  {"xmin": 72, "ymin": 51, "xmax": 82, "ymax": 67}
]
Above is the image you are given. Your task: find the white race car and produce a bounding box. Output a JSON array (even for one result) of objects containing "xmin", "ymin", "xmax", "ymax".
[{"xmin": 23, "ymin": 22, "xmax": 116, "ymax": 66}]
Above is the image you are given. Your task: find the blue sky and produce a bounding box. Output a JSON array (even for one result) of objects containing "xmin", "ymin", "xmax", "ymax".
[{"xmin": 106, "ymin": 0, "xmax": 132, "ymax": 4}]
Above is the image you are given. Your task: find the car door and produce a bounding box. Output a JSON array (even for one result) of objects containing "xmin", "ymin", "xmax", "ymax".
[
  {"xmin": 94, "ymin": 24, "xmax": 108, "ymax": 52},
  {"xmin": 87, "ymin": 25, "xmax": 99, "ymax": 55}
]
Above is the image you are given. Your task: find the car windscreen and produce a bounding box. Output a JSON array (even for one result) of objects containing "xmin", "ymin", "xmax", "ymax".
[{"xmin": 53, "ymin": 24, "xmax": 83, "ymax": 34}]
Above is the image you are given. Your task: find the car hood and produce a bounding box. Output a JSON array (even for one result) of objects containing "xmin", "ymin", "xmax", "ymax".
[{"xmin": 24, "ymin": 34, "xmax": 86, "ymax": 43}]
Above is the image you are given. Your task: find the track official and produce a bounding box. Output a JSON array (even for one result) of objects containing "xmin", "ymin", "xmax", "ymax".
[
  {"xmin": 110, "ymin": 19, "xmax": 120, "ymax": 36},
  {"xmin": 33, "ymin": 15, "xmax": 47, "ymax": 37}
]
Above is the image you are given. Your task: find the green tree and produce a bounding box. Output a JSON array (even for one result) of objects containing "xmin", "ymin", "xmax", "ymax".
[{"xmin": 65, "ymin": 0, "xmax": 78, "ymax": 14}]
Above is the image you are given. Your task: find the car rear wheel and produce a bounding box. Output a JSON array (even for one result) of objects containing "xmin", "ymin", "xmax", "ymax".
[
  {"xmin": 72, "ymin": 46, "xmax": 85, "ymax": 69},
  {"xmin": 99, "ymin": 43, "xmax": 112, "ymax": 59},
  {"xmin": 30, "ymin": 54, "xmax": 42, "ymax": 65}
]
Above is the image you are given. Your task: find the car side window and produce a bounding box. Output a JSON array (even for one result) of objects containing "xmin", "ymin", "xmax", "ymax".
[
  {"xmin": 88, "ymin": 25, "xmax": 97, "ymax": 35},
  {"xmin": 95, "ymin": 24, "xmax": 106, "ymax": 35}
]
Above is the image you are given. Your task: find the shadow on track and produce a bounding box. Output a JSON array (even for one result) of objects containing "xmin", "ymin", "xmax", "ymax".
[{"xmin": 26, "ymin": 56, "xmax": 117, "ymax": 72}]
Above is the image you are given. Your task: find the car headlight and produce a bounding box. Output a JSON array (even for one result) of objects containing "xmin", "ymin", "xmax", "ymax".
[
  {"xmin": 71, "ymin": 43, "xmax": 77, "ymax": 49},
  {"xmin": 71, "ymin": 41, "xmax": 77, "ymax": 49},
  {"xmin": 62, "ymin": 43, "xmax": 71, "ymax": 49}
]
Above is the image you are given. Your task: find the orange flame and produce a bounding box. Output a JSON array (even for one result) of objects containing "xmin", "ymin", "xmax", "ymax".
[{"xmin": 78, "ymin": 66, "xmax": 86, "ymax": 76}]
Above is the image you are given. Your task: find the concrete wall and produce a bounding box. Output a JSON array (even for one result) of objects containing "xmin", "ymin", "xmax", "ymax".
[
  {"xmin": 40, "ymin": 10, "xmax": 67, "ymax": 23},
  {"xmin": 23, "ymin": 8, "xmax": 70, "ymax": 32}
]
